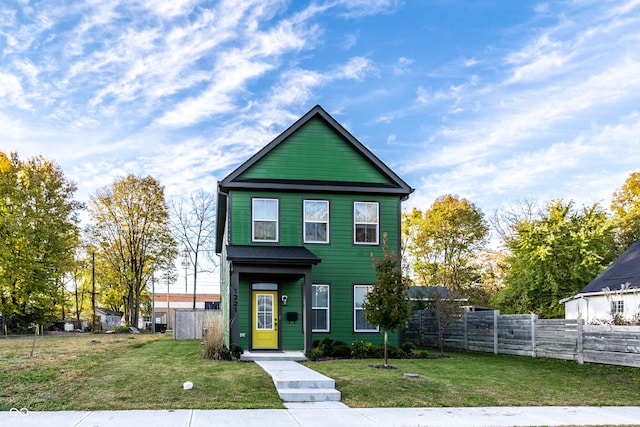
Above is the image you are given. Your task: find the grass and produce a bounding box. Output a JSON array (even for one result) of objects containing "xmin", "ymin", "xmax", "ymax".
[
  {"xmin": 0, "ymin": 334, "xmax": 282, "ymax": 411},
  {"xmin": 1, "ymin": 335, "xmax": 639, "ymax": 411},
  {"xmin": 304, "ymin": 351, "xmax": 640, "ymax": 408}
]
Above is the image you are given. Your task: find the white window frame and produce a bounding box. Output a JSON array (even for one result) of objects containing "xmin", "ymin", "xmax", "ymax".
[
  {"xmin": 353, "ymin": 285, "xmax": 379, "ymax": 332},
  {"xmin": 312, "ymin": 284, "xmax": 330, "ymax": 332},
  {"xmin": 304, "ymin": 200, "xmax": 330, "ymax": 244},
  {"xmin": 611, "ymin": 300, "xmax": 624, "ymax": 314},
  {"xmin": 252, "ymin": 198, "xmax": 279, "ymax": 242},
  {"xmin": 353, "ymin": 201, "xmax": 379, "ymax": 245}
]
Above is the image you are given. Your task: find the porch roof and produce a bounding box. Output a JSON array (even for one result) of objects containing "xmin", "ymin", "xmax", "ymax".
[{"xmin": 226, "ymin": 245, "xmax": 321, "ymax": 266}]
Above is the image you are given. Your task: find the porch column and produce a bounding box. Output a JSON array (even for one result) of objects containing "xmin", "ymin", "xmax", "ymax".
[
  {"xmin": 303, "ymin": 269, "xmax": 313, "ymax": 352},
  {"xmin": 230, "ymin": 269, "xmax": 239, "ymax": 346}
]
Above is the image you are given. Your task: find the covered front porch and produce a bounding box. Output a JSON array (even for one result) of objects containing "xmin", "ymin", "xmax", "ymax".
[{"xmin": 226, "ymin": 245, "xmax": 321, "ymax": 352}]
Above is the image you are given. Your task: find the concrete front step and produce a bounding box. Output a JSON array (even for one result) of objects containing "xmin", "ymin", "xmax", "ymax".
[
  {"xmin": 255, "ymin": 360, "xmax": 342, "ymax": 403},
  {"xmin": 240, "ymin": 351, "xmax": 307, "ymax": 361},
  {"xmin": 274, "ymin": 378, "xmax": 335, "ymax": 389},
  {"xmin": 277, "ymin": 388, "xmax": 341, "ymax": 402}
]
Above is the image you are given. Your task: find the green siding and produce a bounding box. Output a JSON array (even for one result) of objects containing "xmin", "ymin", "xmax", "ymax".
[
  {"xmin": 239, "ymin": 118, "xmax": 391, "ymax": 184},
  {"xmin": 229, "ymin": 189, "xmax": 401, "ymax": 347},
  {"xmin": 280, "ymin": 279, "xmax": 304, "ymax": 350},
  {"xmin": 220, "ymin": 223, "xmax": 230, "ymax": 347}
]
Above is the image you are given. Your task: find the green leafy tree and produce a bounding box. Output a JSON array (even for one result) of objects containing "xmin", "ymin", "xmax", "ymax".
[
  {"xmin": 88, "ymin": 174, "xmax": 176, "ymax": 328},
  {"xmin": 611, "ymin": 172, "xmax": 640, "ymax": 250},
  {"xmin": 492, "ymin": 200, "xmax": 616, "ymax": 318},
  {"xmin": 363, "ymin": 234, "xmax": 410, "ymax": 367},
  {"xmin": 0, "ymin": 152, "xmax": 81, "ymax": 332},
  {"xmin": 402, "ymin": 195, "xmax": 489, "ymax": 302}
]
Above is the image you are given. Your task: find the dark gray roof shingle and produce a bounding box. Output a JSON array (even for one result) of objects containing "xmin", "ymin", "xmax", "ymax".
[
  {"xmin": 579, "ymin": 241, "xmax": 640, "ymax": 293},
  {"xmin": 226, "ymin": 245, "xmax": 321, "ymax": 266}
]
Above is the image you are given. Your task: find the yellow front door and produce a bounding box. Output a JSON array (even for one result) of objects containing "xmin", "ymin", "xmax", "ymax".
[{"xmin": 252, "ymin": 290, "xmax": 278, "ymax": 349}]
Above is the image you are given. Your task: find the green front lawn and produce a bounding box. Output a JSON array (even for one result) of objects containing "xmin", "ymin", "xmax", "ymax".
[
  {"xmin": 1, "ymin": 334, "xmax": 281, "ymax": 411},
  {"xmin": 305, "ymin": 351, "xmax": 640, "ymax": 408},
  {"xmin": 1, "ymin": 334, "xmax": 638, "ymax": 411}
]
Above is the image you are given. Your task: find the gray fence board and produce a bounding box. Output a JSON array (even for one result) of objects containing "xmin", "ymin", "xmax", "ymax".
[
  {"xmin": 173, "ymin": 309, "xmax": 221, "ymax": 340},
  {"xmin": 403, "ymin": 309, "xmax": 640, "ymax": 368}
]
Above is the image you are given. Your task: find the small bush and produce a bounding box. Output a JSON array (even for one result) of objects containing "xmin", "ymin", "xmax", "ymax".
[
  {"xmin": 305, "ymin": 348, "xmax": 323, "ymax": 361},
  {"xmin": 352, "ymin": 341, "xmax": 407, "ymax": 359},
  {"xmin": 331, "ymin": 342, "xmax": 353, "ymax": 358},
  {"xmin": 352, "ymin": 340, "xmax": 374, "ymax": 358},
  {"xmin": 401, "ymin": 341, "xmax": 416, "ymax": 354},
  {"xmin": 230, "ymin": 344, "xmax": 243, "ymax": 360},
  {"xmin": 410, "ymin": 349, "xmax": 430, "ymax": 359},
  {"xmin": 311, "ymin": 338, "xmax": 352, "ymax": 359}
]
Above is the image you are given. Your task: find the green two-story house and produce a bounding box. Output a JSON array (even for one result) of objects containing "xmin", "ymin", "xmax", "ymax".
[{"xmin": 215, "ymin": 105, "xmax": 413, "ymax": 352}]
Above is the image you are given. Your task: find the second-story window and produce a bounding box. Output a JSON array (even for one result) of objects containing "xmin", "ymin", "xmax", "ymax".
[
  {"xmin": 354, "ymin": 201, "xmax": 379, "ymax": 245},
  {"xmin": 304, "ymin": 200, "xmax": 329, "ymax": 243},
  {"xmin": 252, "ymin": 198, "xmax": 278, "ymax": 242}
]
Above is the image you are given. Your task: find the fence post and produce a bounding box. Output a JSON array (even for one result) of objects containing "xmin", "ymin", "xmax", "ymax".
[
  {"xmin": 464, "ymin": 312, "xmax": 469, "ymax": 351},
  {"xmin": 493, "ymin": 310, "xmax": 499, "ymax": 354},
  {"xmin": 577, "ymin": 319, "xmax": 584, "ymax": 364},
  {"xmin": 530, "ymin": 313, "xmax": 537, "ymax": 358}
]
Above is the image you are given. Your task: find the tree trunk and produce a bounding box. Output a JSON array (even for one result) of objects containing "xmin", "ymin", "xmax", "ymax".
[
  {"xmin": 133, "ymin": 279, "xmax": 141, "ymax": 328},
  {"xmin": 60, "ymin": 282, "xmax": 65, "ymax": 320},
  {"xmin": 384, "ymin": 331, "xmax": 389, "ymax": 367}
]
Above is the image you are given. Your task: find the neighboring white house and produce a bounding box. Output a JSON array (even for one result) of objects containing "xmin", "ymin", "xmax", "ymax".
[{"xmin": 561, "ymin": 241, "xmax": 640, "ymax": 324}]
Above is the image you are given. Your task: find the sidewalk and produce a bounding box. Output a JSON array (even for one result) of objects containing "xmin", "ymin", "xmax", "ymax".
[{"xmin": 2, "ymin": 405, "xmax": 639, "ymax": 427}]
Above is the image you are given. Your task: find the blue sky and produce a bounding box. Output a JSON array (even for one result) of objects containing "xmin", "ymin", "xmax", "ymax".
[{"xmin": 2, "ymin": 1, "xmax": 640, "ymax": 291}]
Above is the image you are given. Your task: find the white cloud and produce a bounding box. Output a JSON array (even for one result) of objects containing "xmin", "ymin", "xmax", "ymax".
[{"xmin": 0, "ymin": 72, "xmax": 30, "ymax": 109}]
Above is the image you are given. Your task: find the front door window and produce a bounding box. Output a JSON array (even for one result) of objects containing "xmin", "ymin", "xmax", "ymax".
[{"xmin": 252, "ymin": 289, "xmax": 278, "ymax": 349}]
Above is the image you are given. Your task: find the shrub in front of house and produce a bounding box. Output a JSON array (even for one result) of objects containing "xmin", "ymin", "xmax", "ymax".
[
  {"xmin": 352, "ymin": 340, "xmax": 407, "ymax": 359},
  {"xmin": 307, "ymin": 338, "xmax": 353, "ymax": 360},
  {"xmin": 306, "ymin": 339, "xmax": 428, "ymax": 361}
]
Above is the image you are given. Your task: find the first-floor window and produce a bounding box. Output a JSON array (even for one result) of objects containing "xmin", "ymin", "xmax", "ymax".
[
  {"xmin": 354, "ymin": 285, "xmax": 379, "ymax": 332},
  {"xmin": 312, "ymin": 284, "xmax": 330, "ymax": 332},
  {"xmin": 611, "ymin": 300, "xmax": 624, "ymax": 314}
]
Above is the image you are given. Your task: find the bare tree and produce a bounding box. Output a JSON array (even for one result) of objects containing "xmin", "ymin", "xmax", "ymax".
[
  {"xmin": 489, "ymin": 198, "xmax": 540, "ymax": 245},
  {"xmin": 170, "ymin": 190, "xmax": 217, "ymax": 308}
]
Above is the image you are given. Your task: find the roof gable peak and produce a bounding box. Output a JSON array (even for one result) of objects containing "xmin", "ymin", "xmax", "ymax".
[{"xmin": 219, "ymin": 105, "xmax": 413, "ymax": 195}]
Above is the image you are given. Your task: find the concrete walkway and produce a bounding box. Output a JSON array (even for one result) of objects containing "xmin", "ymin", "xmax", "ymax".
[
  {"xmin": 255, "ymin": 360, "xmax": 342, "ymax": 402},
  {"xmin": 2, "ymin": 406, "xmax": 639, "ymax": 427}
]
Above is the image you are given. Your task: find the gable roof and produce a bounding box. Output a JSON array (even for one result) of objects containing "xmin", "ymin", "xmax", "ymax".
[
  {"xmin": 218, "ymin": 105, "xmax": 413, "ymax": 196},
  {"xmin": 96, "ymin": 307, "xmax": 122, "ymax": 316},
  {"xmin": 216, "ymin": 105, "xmax": 414, "ymax": 253},
  {"xmin": 579, "ymin": 241, "xmax": 640, "ymax": 293}
]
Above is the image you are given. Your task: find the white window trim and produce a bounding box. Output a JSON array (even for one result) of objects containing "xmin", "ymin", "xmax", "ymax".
[
  {"xmin": 312, "ymin": 284, "xmax": 330, "ymax": 332},
  {"xmin": 304, "ymin": 200, "xmax": 330, "ymax": 244},
  {"xmin": 353, "ymin": 201, "xmax": 379, "ymax": 245},
  {"xmin": 353, "ymin": 284, "xmax": 379, "ymax": 332},
  {"xmin": 252, "ymin": 198, "xmax": 279, "ymax": 243},
  {"xmin": 611, "ymin": 300, "xmax": 624, "ymax": 314}
]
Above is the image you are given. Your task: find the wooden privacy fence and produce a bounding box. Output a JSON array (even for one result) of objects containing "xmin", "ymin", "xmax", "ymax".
[
  {"xmin": 173, "ymin": 309, "xmax": 221, "ymax": 340},
  {"xmin": 402, "ymin": 310, "xmax": 640, "ymax": 368}
]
